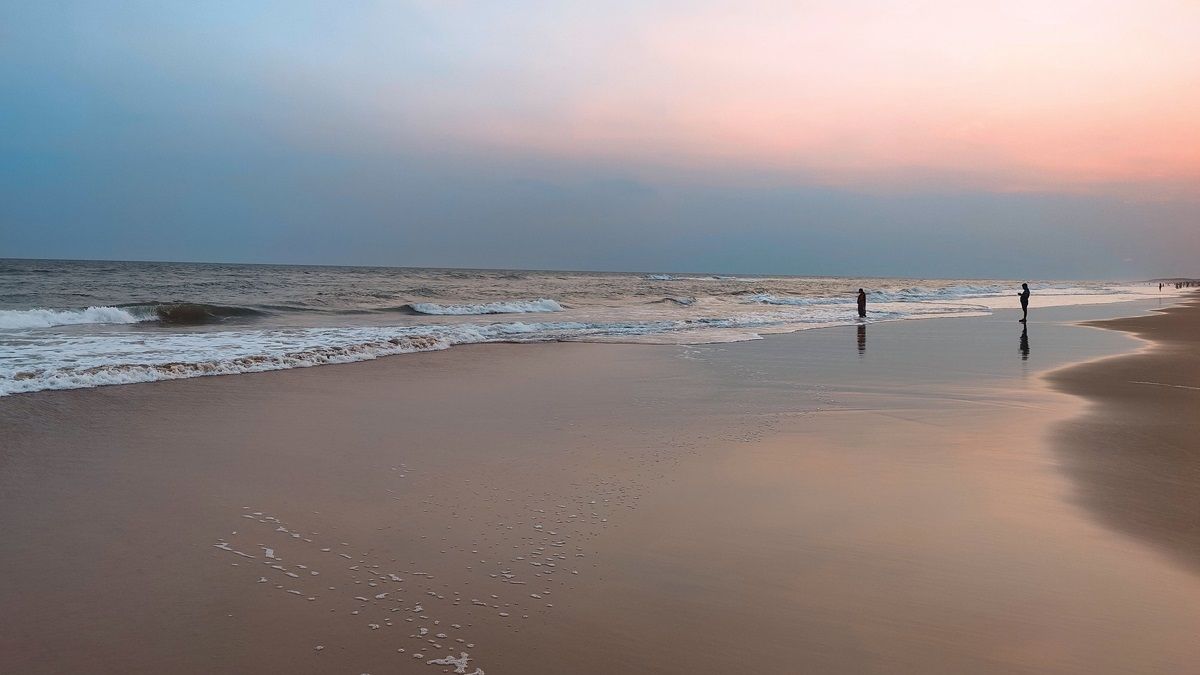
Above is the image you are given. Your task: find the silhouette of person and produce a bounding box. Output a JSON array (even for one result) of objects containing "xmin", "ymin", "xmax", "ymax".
[
  {"xmin": 857, "ymin": 288, "xmax": 867, "ymax": 318},
  {"xmin": 1019, "ymin": 325, "xmax": 1030, "ymax": 360},
  {"xmin": 1018, "ymin": 283, "xmax": 1030, "ymax": 323},
  {"xmin": 857, "ymin": 324, "xmax": 866, "ymax": 355}
]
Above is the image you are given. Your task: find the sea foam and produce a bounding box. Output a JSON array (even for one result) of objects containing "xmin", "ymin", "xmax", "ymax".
[
  {"xmin": 0, "ymin": 275, "xmax": 1171, "ymax": 396},
  {"xmin": 404, "ymin": 299, "xmax": 562, "ymax": 315},
  {"xmin": 0, "ymin": 306, "xmax": 148, "ymax": 330}
]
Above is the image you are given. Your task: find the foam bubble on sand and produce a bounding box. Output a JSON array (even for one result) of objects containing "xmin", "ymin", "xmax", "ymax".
[
  {"xmin": 213, "ymin": 542, "xmax": 255, "ymax": 559},
  {"xmin": 427, "ymin": 652, "xmax": 474, "ymax": 673}
]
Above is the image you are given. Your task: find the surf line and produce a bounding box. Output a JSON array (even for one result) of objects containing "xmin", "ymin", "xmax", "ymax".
[{"xmin": 1129, "ymin": 380, "xmax": 1200, "ymax": 391}]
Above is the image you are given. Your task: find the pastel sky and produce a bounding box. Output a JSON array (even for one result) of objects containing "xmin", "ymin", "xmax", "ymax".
[{"xmin": 2, "ymin": 1, "xmax": 1197, "ymax": 277}]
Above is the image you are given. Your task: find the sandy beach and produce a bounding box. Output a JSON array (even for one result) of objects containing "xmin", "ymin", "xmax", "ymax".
[
  {"xmin": 1049, "ymin": 296, "xmax": 1200, "ymax": 574},
  {"xmin": 3, "ymin": 298, "xmax": 1199, "ymax": 674},
  {"xmin": 7, "ymin": 2, "xmax": 1199, "ymax": 672}
]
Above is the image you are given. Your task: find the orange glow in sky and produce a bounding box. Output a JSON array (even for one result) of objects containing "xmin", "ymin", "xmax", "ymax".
[{"xmin": 412, "ymin": 0, "xmax": 1200, "ymax": 193}]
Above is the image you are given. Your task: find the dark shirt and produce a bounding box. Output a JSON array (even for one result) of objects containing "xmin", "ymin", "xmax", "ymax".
[{"xmin": 1020, "ymin": 289, "xmax": 1030, "ymax": 307}]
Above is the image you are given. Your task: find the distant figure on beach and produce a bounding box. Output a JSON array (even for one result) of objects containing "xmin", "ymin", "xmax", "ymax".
[
  {"xmin": 1159, "ymin": 283, "xmax": 1164, "ymax": 292},
  {"xmin": 1018, "ymin": 283, "xmax": 1030, "ymax": 323},
  {"xmin": 1019, "ymin": 325, "xmax": 1030, "ymax": 360},
  {"xmin": 857, "ymin": 288, "xmax": 867, "ymax": 318}
]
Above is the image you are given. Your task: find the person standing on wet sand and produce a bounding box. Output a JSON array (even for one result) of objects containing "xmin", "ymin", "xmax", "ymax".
[
  {"xmin": 1018, "ymin": 282, "xmax": 1031, "ymax": 323},
  {"xmin": 857, "ymin": 288, "xmax": 867, "ymax": 318}
]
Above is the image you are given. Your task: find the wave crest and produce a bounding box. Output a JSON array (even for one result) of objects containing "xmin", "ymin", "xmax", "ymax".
[
  {"xmin": 747, "ymin": 294, "xmax": 846, "ymax": 307},
  {"xmin": 0, "ymin": 306, "xmax": 146, "ymax": 330},
  {"xmin": 0, "ymin": 303, "xmax": 264, "ymax": 329},
  {"xmin": 147, "ymin": 303, "xmax": 264, "ymax": 325},
  {"xmin": 400, "ymin": 299, "xmax": 563, "ymax": 315}
]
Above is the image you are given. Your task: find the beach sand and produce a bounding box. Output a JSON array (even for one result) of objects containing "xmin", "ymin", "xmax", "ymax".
[
  {"xmin": 1049, "ymin": 296, "xmax": 1200, "ymax": 574},
  {"xmin": 2, "ymin": 299, "xmax": 1199, "ymax": 674}
]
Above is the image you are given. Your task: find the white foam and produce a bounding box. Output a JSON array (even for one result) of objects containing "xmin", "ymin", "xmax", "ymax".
[
  {"xmin": 407, "ymin": 299, "xmax": 562, "ymax": 315},
  {"xmin": 427, "ymin": 652, "xmax": 473, "ymax": 673},
  {"xmin": 0, "ymin": 332, "xmax": 449, "ymax": 396},
  {"xmin": 0, "ymin": 306, "xmax": 148, "ymax": 330},
  {"xmin": 749, "ymin": 282, "xmax": 1164, "ymax": 311},
  {"xmin": 0, "ymin": 282, "xmax": 1171, "ymax": 396}
]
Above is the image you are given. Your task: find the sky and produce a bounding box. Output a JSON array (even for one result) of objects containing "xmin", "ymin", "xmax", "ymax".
[{"xmin": 1, "ymin": 0, "xmax": 1197, "ymax": 278}]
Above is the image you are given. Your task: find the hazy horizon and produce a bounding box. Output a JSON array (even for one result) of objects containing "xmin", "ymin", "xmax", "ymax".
[
  {"xmin": 2, "ymin": 2, "xmax": 1197, "ymax": 278},
  {"xmin": 0, "ymin": 255, "xmax": 1185, "ymax": 283}
]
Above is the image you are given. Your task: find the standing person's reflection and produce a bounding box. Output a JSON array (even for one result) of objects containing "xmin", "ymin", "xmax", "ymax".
[
  {"xmin": 857, "ymin": 324, "xmax": 866, "ymax": 355},
  {"xmin": 1019, "ymin": 325, "xmax": 1030, "ymax": 360}
]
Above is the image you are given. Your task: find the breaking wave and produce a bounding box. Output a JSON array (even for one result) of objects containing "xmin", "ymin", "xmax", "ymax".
[
  {"xmin": 2, "ymin": 335, "xmax": 448, "ymax": 396},
  {"xmin": 0, "ymin": 306, "xmax": 147, "ymax": 329},
  {"xmin": 1, "ymin": 310, "xmax": 993, "ymax": 396},
  {"xmin": 142, "ymin": 303, "xmax": 265, "ymax": 325},
  {"xmin": 0, "ymin": 268, "xmax": 1169, "ymax": 397},
  {"xmin": 746, "ymin": 294, "xmax": 847, "ymax": 307},
  {"xmin": 400, "ymin": 299, "xmax": 563, "ymax": 315},
  {"xmin": 0, "ymin": 303, "xmax": 264, "ymax": 329}
]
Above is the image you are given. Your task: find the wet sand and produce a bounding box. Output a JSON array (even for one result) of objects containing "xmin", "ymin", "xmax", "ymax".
[
  {"xmin": 1048, "ymin": 294, "xmax": 1200, "ymax": 573},
  {"xmin": 3, "ymin": 299, "xmax": 1200, "ymax": 674}
]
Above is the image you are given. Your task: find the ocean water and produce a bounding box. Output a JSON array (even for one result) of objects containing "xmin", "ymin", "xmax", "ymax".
[{"xmin": 0, "ymin": 259, "xmax": 1171, "ymax": 396}]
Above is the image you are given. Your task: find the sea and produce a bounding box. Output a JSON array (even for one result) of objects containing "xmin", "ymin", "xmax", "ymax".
[{"xmin": 0, "ymin": 259, "xmax": 1170, "ymax": 396}]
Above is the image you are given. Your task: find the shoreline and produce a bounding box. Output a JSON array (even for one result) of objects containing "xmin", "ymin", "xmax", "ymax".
[
  {"xmin": 1, "ymin": 294, "xmax": 1179, "ymax": 399},
  {"xmin": 3, "ymin": 298, "xmax": 1200, "ymax": 673},
  {"xmin": 1046, "ymin": 293, "xmax": 1200, "ymax": 574}
]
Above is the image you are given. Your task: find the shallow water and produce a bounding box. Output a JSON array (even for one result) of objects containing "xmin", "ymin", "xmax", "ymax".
[{"xmin": 0, "ymin": 259, "xmax": 1175, "ymax": 396}]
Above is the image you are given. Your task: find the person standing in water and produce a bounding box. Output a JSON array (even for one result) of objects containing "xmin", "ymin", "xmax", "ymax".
[
  {"xmin": 857, "ymin": 288, "xmax": 867, "ymax": 318},
  {"xmin": 1018, "ymin": 282, "xmax": 1031, "ymax": 323}
]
